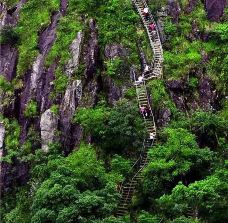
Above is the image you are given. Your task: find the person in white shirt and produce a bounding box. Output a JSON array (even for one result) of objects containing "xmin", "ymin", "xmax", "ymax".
[
  {"xmin": 143, "ymin": 8, "xmax": 149, "ymax": 20},
  {"xmin": 149, "ymin": 132, "xmax": 155, "ymax": 140},
  {"xmin": 135, "ymin": 75, "xmax": 144, "ymax": 85}
]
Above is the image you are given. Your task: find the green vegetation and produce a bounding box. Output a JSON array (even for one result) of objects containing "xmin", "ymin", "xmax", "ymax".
[
  {"xmin": 45, "ymin": 5, "xmax": 82, "ymax": 67},
  {"xmin": 24, "ymin": 100, "xmax": 38, "ymax": 118},
  {"xmin": 1, "ymin": 118, "xmax": 20, "ymax": 162},
  {"xmin": 51, "ymin": 67, "xmax": 69, "ymax": 97},
  {"xmin": 105, "ymin": 58, "xmax": 126, "ymax": 78},
  {"xmin": 148, "ymin": 79, "xmax": 177, "ymax": 113},
  {"xmin": 4, "ymin": 0, "xmax": 18, "ymax": 7},
  {"xmin": 16, "ymin": 0, "xmax": 59, "ymax": 76},
  {"xmin": 158, "ymin": 167, "xmax": 228, "ymax": 223},
  {"xmin": 0, "ymin": 76, "xmax": 13, "ymax": 92},
  {"xmin": 143, "ymin": 128, "xmax": 214, "ymax": 198},
  {"xmin": 74, "ymin": 99, "xmax": 146, "ymax": 151},
  {"xmin": 31, "ymin": 145, "xmax": 119, "ymax": 222},
  {"xmin": 50, "ymin": 104, "xmax": 59, "ymax": 115},
  {"xmin": 1, "ymin": 0, "xmax": 228, "ymax": 222},
  {"xmin": 0, "ymin": 26, "xmax": 20, "ymax": 45},
  {"xmin": 2, "ymin": 144, "xmax": 120, "ymax": 223}
]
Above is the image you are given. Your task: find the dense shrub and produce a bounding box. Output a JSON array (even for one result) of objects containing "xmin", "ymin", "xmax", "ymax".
[{"xmin": 0, "ymin": 26, "xmax": 20, "ymax": 45}]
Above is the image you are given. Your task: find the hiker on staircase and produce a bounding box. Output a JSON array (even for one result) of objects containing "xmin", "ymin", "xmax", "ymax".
[
  {"xmin": 142, "ymin": 7, "xmax": 149, "ymax": 20},
  {"xmin": 149, "ymin": 23, "xmax": 156, "ymax": 31},
  {"xmin": 144, "ymin": 105, "xmax": 151, "ymax": 118},
  {"xmin": 140, "ymin": 106, "xmax": 146, "ymax": 116},
  {"xmin": 135, "ymin": 75, "xmax": 144, "ymax": 84},
  {"xmin": 144, "ymin": 65, "xmax": 150, "ymax": 75},
  {"xmin": 150, "ymin": 132, "xmax": 155, "ymax": 140}
]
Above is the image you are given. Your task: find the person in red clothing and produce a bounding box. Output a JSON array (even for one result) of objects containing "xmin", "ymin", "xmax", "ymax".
[
  {"xmin": 140, "ymin": 106, "xmax": 146, "ymax": 116},
  {"xmin": 149, "ymin": 23, "xmax": 156, "ymax": 31}
]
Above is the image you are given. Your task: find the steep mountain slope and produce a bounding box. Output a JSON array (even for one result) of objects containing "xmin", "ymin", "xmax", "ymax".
[{"xmin": 0, "ymin": 0, "xmax": 227, "ymax": 222}]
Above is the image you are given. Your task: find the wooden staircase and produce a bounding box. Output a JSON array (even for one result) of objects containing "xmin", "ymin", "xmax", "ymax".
[{"xmin": 116, "ymin": 0, "xmax": 163, "ymax": 217}]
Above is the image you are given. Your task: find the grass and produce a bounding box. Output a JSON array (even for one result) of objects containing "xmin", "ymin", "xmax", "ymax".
[{"xmin": 16, "ymin": 0, "xmax": 59, "ymax": 76}]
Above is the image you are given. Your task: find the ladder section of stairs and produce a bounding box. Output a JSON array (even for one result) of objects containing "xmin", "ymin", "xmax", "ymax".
[
  {"xmin": 116, "ymin": 81, "xmax": 156, "ymax": 217},
  {"xmin": 133, "ymin": 0, "xmax": 163, "ymax": 80},
  {"xmin": 116, "ymin": 0, "xmax": 163, "ymax": 217}
]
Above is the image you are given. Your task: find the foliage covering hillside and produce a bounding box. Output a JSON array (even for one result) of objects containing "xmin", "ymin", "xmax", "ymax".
[{"xmin": 0, "ymin": 0, "xmax": 227, "ymax": 222}]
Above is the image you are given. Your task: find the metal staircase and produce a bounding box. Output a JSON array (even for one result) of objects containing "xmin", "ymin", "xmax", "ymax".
[
  {"xmin": 116, "ymin": 0, "xmax": 163, "ymax": 217},
  {"xmin": 133, "ymin": 0, "xmax": 163, "ymax": 80}
]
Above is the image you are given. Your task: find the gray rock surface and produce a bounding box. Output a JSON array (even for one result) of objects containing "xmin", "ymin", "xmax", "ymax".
[
  {"xmin": 65, "ymin": 32, "xmax": 84, "ymax": 76},
  {"xmin": 0, "ymin": 44, "xmax": 18, "ymax": 81},
  {"xmin": 60, "ymin": 80, "xmax": 82, "ymax": 149},
  {"xmin": 0, "ymin": 0, "xmax": 27, "ymax": 27},
  {"xmin": 38, "ymin": 12, "xmax": 60, "ymax": 54},
  {"xmin": 103, "ymin": 76, "xmax": 124, "ymax": 105},
  {"xmin": 199, "ymin": 77, "xmax": 216, "ymax": 111},
  {"xmin": 185, "ymin": 0, "xmax": 198, "ymax": 13},
  {"xmin": 157, "ymin": 108, "xmax": 171, "ymax": 127},
  {"xmin": 105, "ymin": 44, "xmax": 128, "ymax": 59},
  {"xmin": 157, "ymin": 7, "xmax": 168, "ymax": 43},
  {"xmin": 60, "ymin": 0, "xmax": 68, "ymax": 15},
  {"xmin": 0, "ymin": 122, "xmax": 5, "ymax": 149},
  {"xmin": 205, "ymin": 0, "xmax": 227, "ymax": 21},
  {"xmin": 167, "ymin": 0, "xmax": 181, "ymax": 22},
  {"xmin": 166, "ymin": 79, "xmax": 187, "ymax": 110},
  {"xmin": 30, "ymin": 54, "xmax": 44, "ymax": 95},
  {"xmin": 84, "ymin": 19, "xmax": 99, "ymax": 80},
  {"xmin": 40, "ymin": 109, "xmax": 58, "ymax": 152}
]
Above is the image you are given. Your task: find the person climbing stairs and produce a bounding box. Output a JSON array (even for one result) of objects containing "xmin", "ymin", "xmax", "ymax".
[{"xmin": 116, "ymin": 0, "xmax": 163, "ymax": 217}]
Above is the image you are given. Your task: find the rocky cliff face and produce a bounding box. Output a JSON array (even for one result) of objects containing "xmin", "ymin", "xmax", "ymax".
[{"xmin": 0, "ymin": 1, "xmax": 130, "ymax": 192}]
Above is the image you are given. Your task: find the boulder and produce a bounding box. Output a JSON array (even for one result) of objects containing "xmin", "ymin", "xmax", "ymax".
[
  {"xmin": 157, "ymin": 108, "xmax": 171, "ymax": 127},
  {"xmin": 199, "ymin": 77, "xmax": 216, "ymax": 111},
  {"xmin": 185, "ymin": 0, "xmax": 199, "ymax": 13},
  {"xmin": 103, "ymin": 76, "xmax": 123, "ymax": 105},
  {"xmin": 166, "ymin": 79, "xmax": 187, "ymax": 110},
  {"xmin": 60, "ymin": 0, "xmax": 68, "ymax": 15},
  {"xmin": 0, "ymin": 0, "xmax": 27, "ymax": 27}
]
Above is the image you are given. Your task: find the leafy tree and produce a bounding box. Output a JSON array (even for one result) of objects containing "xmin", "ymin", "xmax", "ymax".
[
  {"xmin": 105, "ymin": 58, "xmax": 128, "ymax": 79},
  {"xmin": 190, "ymin": 110, "xmax": 227, "ymax": 150},
  {"xmin": 213, "ymin": 23, "xmax": 228, "ymax": 41},
  {"xmin": 148, "ymin": 79, "xmax": 177, "ymax": 113},
  {"xmin": 31, "ymin": 144, "xmax": 120, "ymax": 223},
  {"xmin": 142, "ymin": 128, "xmax": 214, "ymax": 198},
  {"xmin": 158, "ymin": 167, "xmax": 228, "ymax": 222},
  {"xmin": 3, "ymin": 188, "xmax": 32, "ymax": 223},
  {"xmin": 93, "ymin": 215, "xmax": 130, "ymax": 223},
  {"xmin": 110, "ymin": 155, "xmax": 131, "ymax": 177},
  {"xmin": 168, "ymin": 216, "xmax": 201, "ymax": 223},
  {"xmin": 75, "ymin": 100, "xmax": 146, "ymax": 151},
  {"xmin": 138, "ymin": 211, "xmax": 160, "ymax": 223}
]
